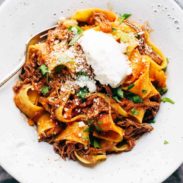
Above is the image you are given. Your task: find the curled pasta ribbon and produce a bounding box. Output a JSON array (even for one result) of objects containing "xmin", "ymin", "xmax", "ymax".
[
  {"xmin": 37, "ymin": 113, "xmax": 61, "ymax": 141},
  {"xmin": 124, "ymin": 56, "xmax": 159, "ymax": 99},
  {"xmin": 85, "ymin": 93, "xmax": 125, "ymax": 142},
  {"xmin": 55, "ymin": 92, "xmax": 86, "ymax": 123},
  {"xmin": 14, "ymin": 84, "xmax": 43, "ymax": 119},
  {"xmin": 94, "ymin": 114, "xmax": 124, "ymax": 143},
  {"xmin": 55, "ymin": 122, "xmax": 89, "ymax": 147},
  {"xmin": 100, "ymin": 140, "xmax": 130, "ymax": 153},
  {"xmin": 130, "ymin": 108, "xmax": 146, "ymax": 123},
  {"xmin": 74, "ymin": 151, "xmax": 106, "ymax": 165},
  {"xmin": 123, "ymin": 56, "xmax": 160, "ymax": 122},
  {"xmin": 72, "ymin": 8, "xmax": 117, "ymax": 22}
]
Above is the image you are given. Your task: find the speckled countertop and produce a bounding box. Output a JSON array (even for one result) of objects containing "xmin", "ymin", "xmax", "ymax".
[{"xmin": 0, "ymin": 0, "xmax": 183, "ymax": 182}]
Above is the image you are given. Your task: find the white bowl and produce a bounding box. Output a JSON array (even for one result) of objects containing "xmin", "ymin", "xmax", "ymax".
[{"xmin": 0, "ymin": 0, "xmax": 183, "ymax": 183}]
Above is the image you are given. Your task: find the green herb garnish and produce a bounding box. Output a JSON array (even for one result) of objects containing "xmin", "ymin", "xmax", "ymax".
[
  {"xmin": 161, "ymin": 97, "xmax": 175, "ymax": 104},
  {"xmin": 68, "ymin": 25, "xmax": 83, "ymax": 34},
  {"xmin": 113, "ymin": 96, "xmax": 120, "ymax": 102},
  {"xmin": 119, "ymin": 13, "xmax": 131, "ymax": 24},
  {"xmin": 68, "ymin": 25, "xmax": 83, "ymax": 46},
  {"xmin": 41, "ymin": 86, "xmax": 49, "ymax": 95},
  {"xmin": 127, "ymin": 83, "xmax": 135, "ymax": 90},
  {"xmin": 76, "ymin": 71, "xmax": 88, "ymax": 77},
  {"xmin": 116, "ymin": 88, "xmax": 124, "ymax": 98},
  {"xmin": 131, "ymin": 108, "xmax": 139, "ymax": 115},
  {"xmin": 112, "ymin": 87, "xmax": 124, "ymax": 102},
  {"xmin": 39, "ymin": 64, "xmax": 48, "ymax": 76},
  {"xmin": 148, "ymin": 119, "xmax": 156, "ymax": 124},
  {"xmin": 132, "ymin": 95, "xmax": 143, "ymax": 103},
  {"xmin": 158, "ymin": 87, "xmax": 168, "ymax": 95},
  {"xmin": 93, "ymin": 139, "xmax": 101, "ymax": 148},
  {"xmin": 164, "ymin": 140, "xmax": 169, "ymax": 145},
  {"xmin": 77, "ymin": 87, "xmax": 89, "ymax": 100}
]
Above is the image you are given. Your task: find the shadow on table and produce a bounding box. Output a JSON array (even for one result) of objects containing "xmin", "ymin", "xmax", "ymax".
[{"xmin": 163, "ymin": 164, "xmax": 183, "ymax": 183}]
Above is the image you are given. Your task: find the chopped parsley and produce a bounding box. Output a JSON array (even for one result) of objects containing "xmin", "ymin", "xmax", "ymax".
[
  {"xmin": 112, "ymin": 87, "xmax": 124, "ymax": 102},
  {"xmin": 39, "ymin": 64, "xmax": 48, "ymax": 76},
  {"xmin": 124, "ymin": 92, "xmax": 143, "ymax": 103},
  {"xmin": 148, "ymin": 119, "xmax": 156, "ymax": 124},
  {"xmin": 92, "ymin": 139, "xmax": 101, "ymax": 148},
  {"xmin": 116, "ymin": 88, "xmax": 124, "ymax": 98},
  {"xmin": 132, "ymin": 95, "xmax": 143, "ymax": 103},
  {"xmin": 164, "ymin": 140, "xmax": 169, "ymax": 145},
  {"xmin": 41, "ymin": 86, "xmax": 49, "ymax": 95},
  {"xmin": 68, "ymin": 25, "xmax": 83, "ymax": 46},
  {"xmin": 161, "ymin": 97, "xmax": 175, "ymax": 104},
  {"xmin": 119, "ymin": 13, "xmax": 131, "ymax": 24},
  {"xmin": 68, "ymin": 25, "xmax": 83, "ymax": 34},
  {"xmin": 158, "ymin": 87, "xmax": 168, "ymax": 95},
  {"xmin": 131, "ymin": 108, "xmax": 139, "ymax": 115},
  {"xmin": 77, "ymin": 87, "xmax": 89, "ymax": 100},
  {"xmin": 76, "ymin": 71, "xmax": 88, "ymax": 77},
  {"xmin": 113, "ymin": 96, "xmax": 120, "ymax": 102},
  {"xmin": 127, "ymin": 83, "xmax": 135, "ymax": 90}
]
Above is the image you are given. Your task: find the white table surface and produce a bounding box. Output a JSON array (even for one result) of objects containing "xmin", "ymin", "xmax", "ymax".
[{"xmin": 0, "ymin": 0, "xmax": 182, "ymax": 182}]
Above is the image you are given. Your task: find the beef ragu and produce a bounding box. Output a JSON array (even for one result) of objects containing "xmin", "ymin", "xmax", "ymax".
[{"xmin": 13, "ymin": 8, "xmax": 168, "ymax": 165}]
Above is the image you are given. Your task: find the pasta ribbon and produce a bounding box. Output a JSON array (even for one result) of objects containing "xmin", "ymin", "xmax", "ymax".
[
  {"xmin": 74, "ymin": 151, "xmax": 106, "ymax": 165},
  {"xmin": 124, "ymin": 56, "xmax": 159, "ymax": 99},
  {"xmin": 37, "ymin": 113, "xmax": 61, "ymax": 140},
  {"xmin": 94, "ymin": 114, "xmax": 124, "ymax": 143},
  {"xmin": 55, "ymin": 122, "xmax": 89, "ymax": 147},
  {"xmin": 14, "ymin": 84, "xmax": 43, "ymax": 118}
]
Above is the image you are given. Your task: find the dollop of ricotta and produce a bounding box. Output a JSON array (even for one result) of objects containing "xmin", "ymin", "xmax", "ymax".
[{"xmin": 78, "ymin": 29, "xmax": 131, "ymax": 88}]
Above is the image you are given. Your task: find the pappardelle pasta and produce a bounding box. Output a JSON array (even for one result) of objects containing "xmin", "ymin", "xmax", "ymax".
[{"xmin": 13, "ymin": 8, "xmax": 168, "ymax": 165}]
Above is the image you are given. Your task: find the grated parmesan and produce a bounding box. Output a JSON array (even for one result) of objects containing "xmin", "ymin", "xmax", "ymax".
[{"xmin": 75, "ymin": 75, "xmax": 96, "ymax": 92}]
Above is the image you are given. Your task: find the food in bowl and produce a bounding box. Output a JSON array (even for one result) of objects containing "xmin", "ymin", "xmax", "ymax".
[{"xmin": 13, "ymin": 8, "xmax": 168, "ymax": 165}]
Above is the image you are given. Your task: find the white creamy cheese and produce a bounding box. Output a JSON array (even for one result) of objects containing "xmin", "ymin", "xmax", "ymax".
[{"xmin": 78, "ymin": 29, "xmax": 131, "ymax": 88}]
